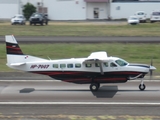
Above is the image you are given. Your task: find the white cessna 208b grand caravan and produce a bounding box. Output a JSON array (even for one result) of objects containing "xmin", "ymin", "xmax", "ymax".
[{"xmin": 5, "ymin": 35, "xmax": 156, "ymax": 91}]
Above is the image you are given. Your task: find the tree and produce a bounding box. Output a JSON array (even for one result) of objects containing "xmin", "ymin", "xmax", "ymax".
[{"xmin": 23, "ymin": 3, "xmax": 36, "ymax": 20}]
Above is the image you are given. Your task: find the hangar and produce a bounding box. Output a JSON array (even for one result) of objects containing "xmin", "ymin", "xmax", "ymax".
[
  {"xmin": 0, "ymin": 0, "xmax": 19, "ymax": 19},
  {"xmin": 0, "ymin": 0, "xmax": 160, "ymax": 20}
]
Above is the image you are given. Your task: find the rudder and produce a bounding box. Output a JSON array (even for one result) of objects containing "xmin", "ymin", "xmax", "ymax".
[{"xmin": 5, "ymin": 35, "xmax": 23, "ymax": 55}]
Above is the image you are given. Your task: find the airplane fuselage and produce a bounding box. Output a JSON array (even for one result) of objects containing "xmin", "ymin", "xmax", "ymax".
[
  {"xmin": 8, "ymin": 55, "xmax": 149, "ymax": 84},
  {"xmin": 5, "ymin": 35, "xmax": 156, "ymax": 91}
]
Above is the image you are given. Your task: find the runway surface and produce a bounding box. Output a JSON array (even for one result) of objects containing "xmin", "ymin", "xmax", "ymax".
[
  {"xmin": 1, "ymin": 80, "xmax": 160, "ymax": 102},
  {"xmin": 1, "ymin": 36, "xmax": 160, "ymax": 43},
  {"xmin": 0, "ymin": 80, "xmax": 160, "ymax": 120}
]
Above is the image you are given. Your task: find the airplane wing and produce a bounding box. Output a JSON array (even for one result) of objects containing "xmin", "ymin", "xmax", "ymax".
[
  {"xmin": 87, "ymin": 51, "xmax": 108, "ymax": 59},
  {"xmin": 83, "ymin": 51, "xmax": 109, "ymax": 75},
  {"xmin": 83, "ymin": 58, "xmax": 102, "ymax": 63}
]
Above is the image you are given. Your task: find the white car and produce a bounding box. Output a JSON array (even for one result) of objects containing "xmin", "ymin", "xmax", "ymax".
[
  {"xmin": 11, "ymin": 14, "xmax": 26, "ymax": 25},
  {"xmin": 150, "ymin": 11, "xmax": 160, "ymax": 23},
  {"xmin": 127, "ymin": 16, "xmax": 139, "ymax": 25},
  {"xmin": 134, "ymin": 11, "xmax": 147, "ymax": 23}
]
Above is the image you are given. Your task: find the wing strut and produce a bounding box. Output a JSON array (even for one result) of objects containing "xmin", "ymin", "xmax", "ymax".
[
  {"xmin": 99, "ymin": 63, "xmax": 104, "ymax": 75},
  {"xmin": 83, "ymin": 59, "xmax": 106, "ymax": 75}
]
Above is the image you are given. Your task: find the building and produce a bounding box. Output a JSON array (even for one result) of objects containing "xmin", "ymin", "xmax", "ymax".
[
  {"xmin": 0, "ymin": 0, "xmax": 19, "ymax": 19},
  {"xmin": 1, "ymin": 0, "xmax": 160, "ymax": 20}
]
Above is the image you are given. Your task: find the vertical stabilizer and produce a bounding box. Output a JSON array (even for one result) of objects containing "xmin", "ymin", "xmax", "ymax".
[
  {"xmin": 6, "ymin": 35, "xmax": 23, "ymax": 55},
  {"xmin": 5, "ymin": 35, "xmax": 48, "ymax": 70}
]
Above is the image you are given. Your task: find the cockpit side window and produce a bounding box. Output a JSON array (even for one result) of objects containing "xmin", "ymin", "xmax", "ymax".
[
  {"xmin": 110, "ymin": 62, "xmax": 117, "ymax": 67},
  {"xmin": 115, "ymin": 59, "xmax": 128, "ymax": 66}
]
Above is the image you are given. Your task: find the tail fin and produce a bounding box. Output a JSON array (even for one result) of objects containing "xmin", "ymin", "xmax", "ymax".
[
  {"xmin": 5, "ymin": 35, "xmax": 47, "ymax": 70},
  {"xmin": 6, "ymin": 35, "xmax": 23, "ymax": 55},
  {"xmin": 5, "ymin": 35, "xmax": 26, "ymax": 66}
]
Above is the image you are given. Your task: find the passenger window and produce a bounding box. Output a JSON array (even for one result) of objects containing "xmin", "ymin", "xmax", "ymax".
[
  {"xmin": 75, "ymin": 63, "xmax": 81, "ymax": 68},
  {"xmin": 85, "ymin": 63, "xmax": 92, "ymax": 68},
  {"xmin": 104, "ymin": 62, "xmax": 108, "ymax": 67},
  {"xmin": 110, "ymin": 62, "xmax": 117, "ymax": 67},
  {"xmin": 67, "ymin": 64, "xmax": 73, "ymax": 68},
  {"xmin": 60, "ymin": 64, "xmax": 66, "ymax": 68},
  {"xmin": 53, "ymin": 64, "xmax": 58, "ymax": 68},
  {"xmin": 95, "ymin": 63, "xmax": 100, "ymax": 67}
]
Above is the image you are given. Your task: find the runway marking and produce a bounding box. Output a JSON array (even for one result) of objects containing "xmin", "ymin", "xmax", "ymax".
[{"xmin": 0, "ymin": 102, "xmax": 160, "ymax": 105}]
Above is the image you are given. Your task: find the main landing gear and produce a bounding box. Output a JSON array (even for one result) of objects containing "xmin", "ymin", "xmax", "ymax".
[
  {"xmin": 89, "ymin": 78, "xmax": 146, "ymax": 91},
  {"xmin": 139, "ymin": 79, "xmax": 146, "ymax": 91},
  {"xmin": 90, "ymin": 83, "xmax": 100, "ymax": 91}
]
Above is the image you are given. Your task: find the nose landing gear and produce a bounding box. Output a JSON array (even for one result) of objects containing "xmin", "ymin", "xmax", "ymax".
[{"xmin": 139, "ymin": 79, "xmax": 146, "ymax": 91}]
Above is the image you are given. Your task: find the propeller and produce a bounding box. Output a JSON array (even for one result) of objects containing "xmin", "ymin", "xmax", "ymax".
[
  {"xmin": 150, "ymin": 71, "xmax": 152, "ymax": 80},
  {"xmin": 149, "ymin": 58, "xmax": 154, "ymax": 80}
]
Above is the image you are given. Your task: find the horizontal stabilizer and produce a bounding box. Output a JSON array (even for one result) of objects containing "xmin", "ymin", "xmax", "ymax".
[{"xmin": 10, "ymin": 62, "xmax": 26, "ymax": 66}]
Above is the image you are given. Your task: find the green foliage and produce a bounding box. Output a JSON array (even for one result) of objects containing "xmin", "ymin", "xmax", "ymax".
[{"xmin": 22, "ymin": 2, "xmax": 36, "ymax": 20}]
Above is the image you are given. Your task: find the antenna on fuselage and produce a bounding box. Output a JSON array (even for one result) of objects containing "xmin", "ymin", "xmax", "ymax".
[{"xmin": 47, "ymin": 56, "xmax": 51, "ymax": 60}]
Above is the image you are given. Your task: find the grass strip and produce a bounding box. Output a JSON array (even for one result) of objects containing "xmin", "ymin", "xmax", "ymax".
[{"xmin": 0, "ymin": 21, "xmax": 160, "ymax": 36}]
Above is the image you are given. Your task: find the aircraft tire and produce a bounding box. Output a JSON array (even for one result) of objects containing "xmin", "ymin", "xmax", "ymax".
[
  {"xmin": 90, "ymin": 83, "xmax": 99, "ymax": 91},
  {"xmin": 139, "ymin": 84, "xmax": 146, "ymax": 91},
  {"xmin": 97, "ymin": 83, "xmax": 100, "ymax": 88}
]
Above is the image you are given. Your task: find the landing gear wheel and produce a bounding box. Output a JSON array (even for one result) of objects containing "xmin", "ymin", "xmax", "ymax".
[
  {"xmin": 90, "ymin": 83, "xmax": 99, "ymax": 91},
  {"xmin": 97, "ymin": 83, "xmax": 100, "ymax": 89},
  {"xmin": 139, "ymin": 84, "xmax": 146, "ymax": 91}
]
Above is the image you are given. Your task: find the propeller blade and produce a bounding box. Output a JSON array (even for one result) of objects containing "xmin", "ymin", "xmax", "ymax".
[{"xmin": 149, "ymin": 58, "xmax": 153, "ymax": 80}]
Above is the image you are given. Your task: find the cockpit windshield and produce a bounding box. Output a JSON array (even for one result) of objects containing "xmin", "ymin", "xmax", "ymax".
[{"xmin": 115, "ymin": 59, "xmax": 128, "ymax": 66}]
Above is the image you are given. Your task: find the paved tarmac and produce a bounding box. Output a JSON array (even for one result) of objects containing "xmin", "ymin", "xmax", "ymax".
[
  {"xmin": 1, "ymin": 36, "xmax": 160, "ymax": 43},
  {"xmin": 0, "ymin": 81, "xmax": 160, "ymax": 102},
  {"xmin": 0, "ymin": 81, "xmax": 160, "ymax": 120}
]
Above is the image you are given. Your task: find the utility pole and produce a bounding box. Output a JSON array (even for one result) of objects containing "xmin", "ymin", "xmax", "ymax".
[
  {"xmin": 41, "ymin": 0, "xmax": 43, "ymax": 14},
  {"xmin": 107, "ymin": 0, "xmax": 112, "ymax": 20},
  {"xmin": 17, "ymin": 0, "xmax": 20, "ymax": 14}
]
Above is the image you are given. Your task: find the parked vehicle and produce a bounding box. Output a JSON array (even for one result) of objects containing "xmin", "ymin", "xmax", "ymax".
[
  {"xmin": 127, "ymin": 16, "xmax": 139, "ymax": 25},
  {"xmin": 29, "ymin": 13, "xmax": 48, "ymax": 25},
  {"xmin": 11, "ymin": 14, "xmax": 26, "ymax": 25},
  {"xmin": 150, "ymin": 11, "xmax": 160, "ymax": 23},
  {"xmin": 134, "ymin": 11, "xmax": 147, "ymax": 23}
]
